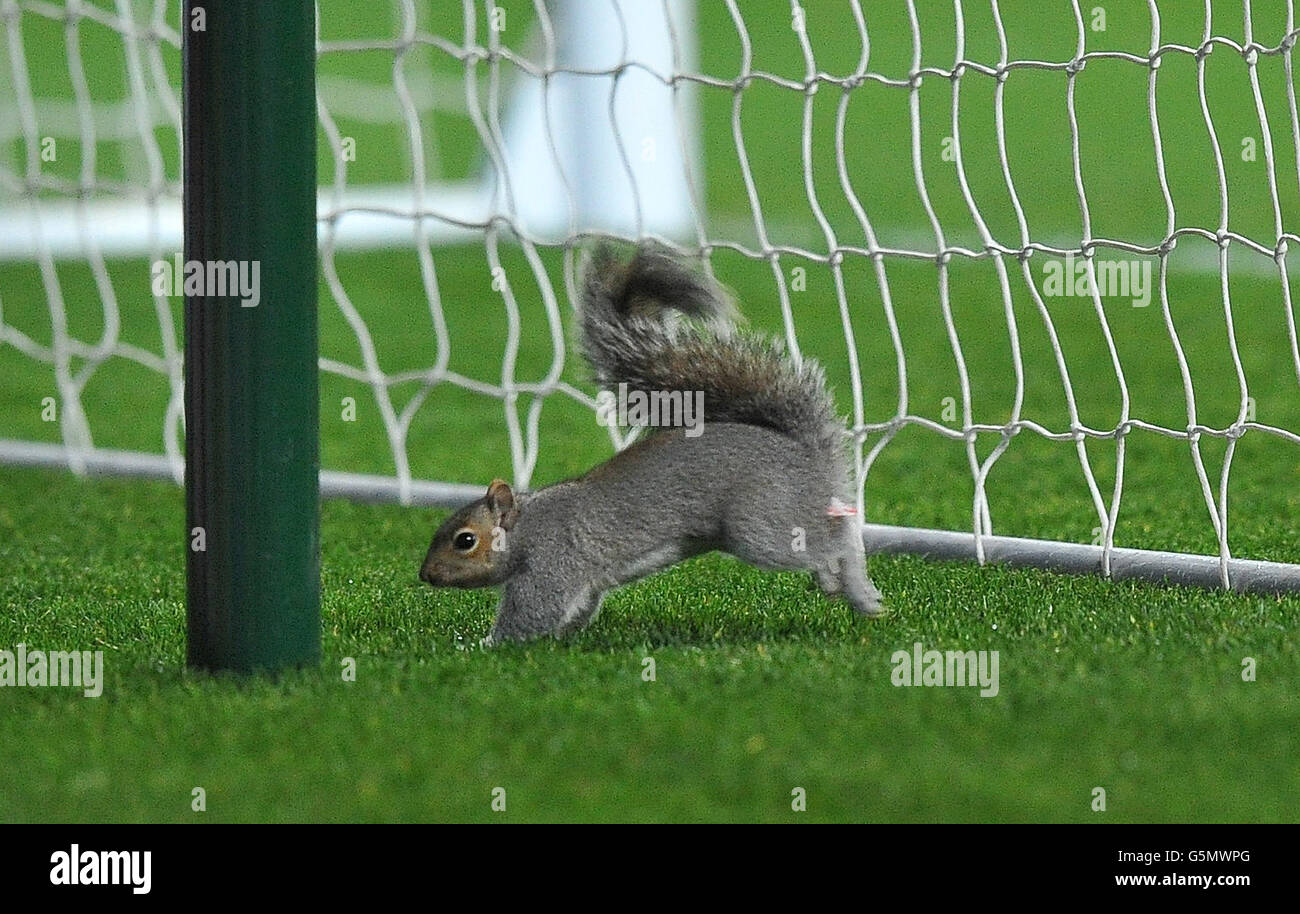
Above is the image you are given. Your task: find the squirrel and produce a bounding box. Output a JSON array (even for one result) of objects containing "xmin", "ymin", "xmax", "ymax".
[{"xmin": 419, "ymin": 243, "xmax": 885, "ymax": 644}]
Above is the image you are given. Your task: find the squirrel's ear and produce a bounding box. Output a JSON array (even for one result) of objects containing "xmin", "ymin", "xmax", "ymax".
[
  {"xmin": 486, "ymin": 478, "xmax": 513, "ymax": 507},
  {"xmin": 485, "ymin": 479, "xmax": 519, "ymax": 530}
]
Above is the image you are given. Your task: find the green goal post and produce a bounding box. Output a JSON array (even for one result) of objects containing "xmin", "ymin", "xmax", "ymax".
[{"xmin": 183, "ymin": 0, "xmax": 320, "ymax": 673}]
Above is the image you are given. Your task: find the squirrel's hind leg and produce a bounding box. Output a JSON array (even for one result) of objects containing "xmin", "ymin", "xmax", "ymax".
[
  {"xmin": 839, "ymin": 546, "xmax": 885, "ymax": 617},
  {"xmin": 841, "ymin": 563, "xmax": 885, "ymax": 617},
  {"xmin": 830, "ymin": 524, "xmax": 885, "ymax": 617},
  {"xmin": 815, "ymin": 557, "xmax": 842, "ymax": 595}
]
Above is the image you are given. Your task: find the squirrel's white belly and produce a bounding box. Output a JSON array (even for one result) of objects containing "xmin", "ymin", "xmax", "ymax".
[{"xmin": 609, "ymin": 542, "xmax": 688, "ymax": 588}]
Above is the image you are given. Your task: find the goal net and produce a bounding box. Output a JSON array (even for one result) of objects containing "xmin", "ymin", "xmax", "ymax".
[{"xmin": 3, "ymin": 0, "xmax": 1300, "ymax": 593}]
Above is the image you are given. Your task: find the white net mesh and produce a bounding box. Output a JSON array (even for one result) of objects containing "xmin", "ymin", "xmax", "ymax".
[
  {"xmin": 3, "ymin": 0, "xmax": 1300, "ymax": 586},
  {"xmin": 0, "ymin": 0, "xmax": 184, "ymax": 476}
]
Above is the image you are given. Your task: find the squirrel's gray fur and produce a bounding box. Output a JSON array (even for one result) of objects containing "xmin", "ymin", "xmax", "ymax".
[
  {"xmin": 579, "ymin": 244, "xmax": 846, "ymax": 456},
  {"xmin": 420, "ymin": 243, "xmax": 884, "ymax": 644}
]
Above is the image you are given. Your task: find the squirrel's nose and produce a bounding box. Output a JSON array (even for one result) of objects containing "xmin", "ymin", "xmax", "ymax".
[{"xmin": 418, "ymin": 566, "xmax": 435, "ymax": 585}]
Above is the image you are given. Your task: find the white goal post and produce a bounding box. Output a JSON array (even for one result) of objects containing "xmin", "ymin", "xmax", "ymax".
[{"xmin": 3, "ymin": 0, "xmax": 1300, "ymax": 596}]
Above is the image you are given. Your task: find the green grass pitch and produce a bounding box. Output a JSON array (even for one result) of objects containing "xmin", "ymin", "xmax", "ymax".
[{"xmin": 0, "ymin": 1, "xmax": 1298, "ymax": 821}]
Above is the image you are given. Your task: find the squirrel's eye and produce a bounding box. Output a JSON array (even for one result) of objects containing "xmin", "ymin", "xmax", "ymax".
[{"xmin": 453, "ymin": 530, "xmax": 478, "ymax": 552}]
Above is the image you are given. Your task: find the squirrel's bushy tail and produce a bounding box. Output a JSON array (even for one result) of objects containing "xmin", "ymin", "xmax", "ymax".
[{"xmin": 579, "ymin": 243, "xmax": 845, "ymax": 454}]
